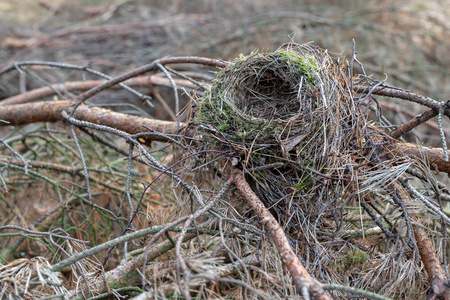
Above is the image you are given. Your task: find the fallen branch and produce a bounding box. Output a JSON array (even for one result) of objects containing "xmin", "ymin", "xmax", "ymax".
[
  {"xmin": 386, "ymin": 140, "xmax": 450, "ymax": 174},
  {"xmin": 0, "ymin": 75, "xmax": 199, "ymax": 106},
  {"xmin": 394, "ymin": 182, "xmax": 450, "ymax": 300},
  {"xmin": 354, "ymin": 84, "xmax": 448, "ymax": 117},
  {"xmin": 0, "ymin": 100, "xmax": 182, "ymax": 142},
  {"xmin": 66, "ymin": 232, "xmax": 198, "ymax": 299},
  {"xmin": 230, "ymin": 167, "xmax": 329, "ymax": 300},
  {"xmin": 389, "ymin": 108, "xmax": 437, "ymax": 139},
  {"xmin": 71, "ymin": 56, "xmax": 227, "ymax": 105}
]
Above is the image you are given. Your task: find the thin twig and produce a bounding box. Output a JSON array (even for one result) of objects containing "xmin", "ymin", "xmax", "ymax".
[
  {"xmin": 156, "ymin": 62, "xmax": 180, "ymax": 129},
  {"xmin": 0, "ymin": 225, "xmax": 88, "ymax": 245},
  {"xmin": 68, "ymin": 124, "xmax": 93, "ymax": 205}
]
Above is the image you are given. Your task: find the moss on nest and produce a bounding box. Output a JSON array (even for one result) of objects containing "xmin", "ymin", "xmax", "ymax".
[{"xmin": 196, "ymin": 47, "xmax": 323, "ymax": 144}]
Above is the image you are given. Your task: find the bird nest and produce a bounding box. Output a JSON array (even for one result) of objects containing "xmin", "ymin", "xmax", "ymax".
[
  {"xmin": 192, "ymin": 43, "xmax": 446, "ymax": 298},
  {"xmin": 196, "ymin": 44, "xmax": 378, "ymax": 233}
]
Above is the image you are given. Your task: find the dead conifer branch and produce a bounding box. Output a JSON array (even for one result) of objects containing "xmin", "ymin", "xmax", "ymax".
[
  {"xmin": 386, "ymin": 141, "xmax": 450, "ymax": 174},
  {"xmin": 66, "ymin": 232, "xmax": 198, "ymax": 299},
  {"xmin": 0, "ymin": 75, "xmax": 199, "ymax": 106},
  {"xmin": 230, "ymin": 167, "xmax": 329, "ymax": 300},
  {"xmin": 353, "ymin": 83, "xmax": 448, "ymax": 115},
  {"xmin": 71, "ymin": 56, "xmax": 227, "ymax": 107},
  {"xmin": 2, "ymin": 102, "xmax": 450, "ymax": 176},
  {"xmin": 389, "ymin": 108, "xmax": 438, "ymax": 139},
  {"xmin": 394, "ymin": 181, "xmax": 450, "ymax": 300},
  {"xmin": 0, "ymin": 100, "xmax": 182, "ymax": 141}
]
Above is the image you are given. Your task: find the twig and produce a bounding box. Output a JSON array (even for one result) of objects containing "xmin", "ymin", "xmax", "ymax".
[
  {"xmin": 70, "ymin": 56, "xmax": 227, "ymax": 113},
  {"xmin": 401, "ymin": 179, "xmax": 450, "ymax": 226},
  {"xmin": 0, "ymin": 75, "xmax": 199, "ymax": 106},
  {"xmin": 156, "ymin": 62, "xmax": 180, "ymax": 129},
  {"xmin": 149, "ymin": 86, "xmax": 177, "ymax": 121},
  {"xmin": 0, "ymin": 225, "xmax": 88, "ymax": 244},
  {"xmin": 50, "ymin": 223, "xmax": 196, "ymax": 273},
  {"xmin": 322, "ymin": 284, "xmax": 393, "ymax": 300},
  {"xmin": 389, "ymin": 108, "xmax": 437, "ymax": 139},
  {"xmin": 354, "ymin": 84, "xmax": 448, "ymax": 118},
  {"xmin": 0, "ymin": 140, "xmax": 29, "ymax": 174},
  {"xmin": 65, "ymin": 231, "xmax": 198, "ymax": 299},
  {"xmin": 60, "ymin": 110, "xmax": 205, "ymax": 206},
  {"xmin": 174, "ymin": 180, "xmax": 232, "ymax": 300},
  {"xmin": 0, "ymin": 61, "xmax": 152, "ymax": 105},
  {"xmin": 68, "ymin": 124, "xmax": 93, "ymax": 204},
  {"xmin": 438, "ymin": 105, "xmax": 449, "ymax": 162}
]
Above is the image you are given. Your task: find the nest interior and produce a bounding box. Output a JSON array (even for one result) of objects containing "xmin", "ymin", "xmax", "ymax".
[{"xmin": 192, "ymin": 43, "xmax": 445, "ymax": 298}]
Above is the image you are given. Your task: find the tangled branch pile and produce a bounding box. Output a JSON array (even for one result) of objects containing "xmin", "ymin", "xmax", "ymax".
[{"xmin": 1, "ymin": 42, "xmax": 450, "ymax": 300}]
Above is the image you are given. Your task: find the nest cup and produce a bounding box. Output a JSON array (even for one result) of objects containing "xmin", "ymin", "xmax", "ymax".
[{"xmin": 197, "ymin": 45, "xmax": 332, "ymax": 148}]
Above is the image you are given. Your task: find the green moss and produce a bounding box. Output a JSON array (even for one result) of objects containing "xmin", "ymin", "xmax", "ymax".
[
  {"xmin": 195, "ymin": 48, "xmax": 322, "ymax": 153},
  {"xmin": 274, "ymin": 49, "xmax": 319, "ymax": 85},
  {"xmin": 293, "ymin": 174, "xmax": 315, "ymax": 191},
  {"xmin": 332, "ymin": 249, "xmax": 367, "ymax": 271},
  {"xmin": 197, "ymin": 89, "xmax": 278, "ymax": 143},
  {"xmin": 252, "ymin": 173, "xmax": 264, "ymax": 180},
  {"xmin": 345, "ymin": 249, "xmax": 367, "ymax": 265}
]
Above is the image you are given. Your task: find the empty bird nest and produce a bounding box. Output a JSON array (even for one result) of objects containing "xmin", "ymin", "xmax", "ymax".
[{"xmin": 187, "ymin": 43, "xmax": 450, "ymax": 299}]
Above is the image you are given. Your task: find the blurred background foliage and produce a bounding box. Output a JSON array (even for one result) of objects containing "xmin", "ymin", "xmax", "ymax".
[{"xmin": 1, "ymin": 0, "xmax": 448, "ymax": 96}]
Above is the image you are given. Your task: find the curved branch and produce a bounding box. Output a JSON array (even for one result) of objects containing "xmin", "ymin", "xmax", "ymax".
[
  {"xmin": 0, "ymin": 100, "xmax": 182, "ymax": 142},
  {"xmin": 230, "ymin": 168, "xmax": 330, "ymax": 300},
  {"xmin": 72, "ymin": 56, "xmax": 227, "ymax": 105},
  {"xmin": 354, "ymin": 84, "xmax": 447, "ymax": 115},
  {"xmin": 0, "ymin": 75, "xmax": 199, "ymax": 106}
]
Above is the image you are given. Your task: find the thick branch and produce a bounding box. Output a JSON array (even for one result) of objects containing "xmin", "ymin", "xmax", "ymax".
[
  {"xmin": 354, "ymin": 84, "xmax": 448, "ymax": 116},
  {"xmin": 0, "ymin": 100, "xmax": 182, "ymax": 142},
  {"xmin": 389, "ymin": 108, "xmax": 437, "ymax": 139},
  {"xmin": 386, "ymin": 141, "xmax": 450, "ymax": 174},
  {"xmin": 0, "ymin": 75, "xmax": 199, "ymax": 106},
  {"xmin": 230, "ymin": 168, "xmax": 329, "ymax": 300},
  {"xmin": 413, "ymin": 223, "xmax": 449, "ymax": 298},
  {"xmin": 394, "ymin": 182, "xmax": 450, "ymax": 300}
]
